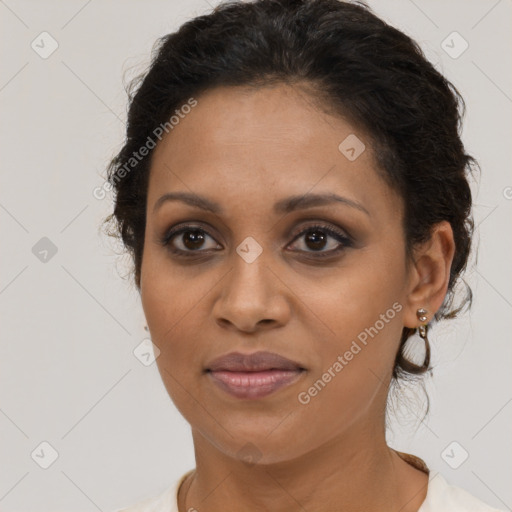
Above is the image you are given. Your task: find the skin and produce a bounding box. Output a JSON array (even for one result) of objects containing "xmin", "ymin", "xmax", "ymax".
[{"xmin": 139, "ymin": 83, "xmax": 455, "ymax": 512}]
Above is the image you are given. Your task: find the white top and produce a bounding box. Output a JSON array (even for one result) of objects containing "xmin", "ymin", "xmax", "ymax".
[{"xmin": 114, "ymin": 467, "xmax": 505, "ymax": 512}]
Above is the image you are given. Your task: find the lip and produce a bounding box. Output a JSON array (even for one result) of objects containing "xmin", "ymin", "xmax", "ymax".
[
  {"xmin": 207, "ymin": 369, "xmax": 305, "ymax": 399},
  {"xmin": 205, "ymin": 351, "xmax": 306, "ymax": 400},
  {"xmin": 205, "ymin": 351, "xmax": 305, "ymax": 372}
]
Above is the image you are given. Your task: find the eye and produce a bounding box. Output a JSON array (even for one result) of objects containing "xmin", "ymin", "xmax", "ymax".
[
  {"xmin": 287, "ymin": 224, "xmax": 352, "ymax": 257},
  {"xmin": 161, "ymin": 225, "xmax": 221, "ymax": 255}
]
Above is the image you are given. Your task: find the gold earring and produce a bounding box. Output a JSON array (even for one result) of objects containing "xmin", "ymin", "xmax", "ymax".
[
  {"xmin": 416, "ymin": 307, "xmax": 428, "ymax": 337},
  {"xmin": 416, "ymin": 307, "xmax": 431, "ymax": 371}
]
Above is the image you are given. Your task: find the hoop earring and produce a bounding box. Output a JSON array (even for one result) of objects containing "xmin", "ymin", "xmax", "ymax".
[{"xmin": 416, "ymin": 308, "xmax": 431, "ymax": 370}]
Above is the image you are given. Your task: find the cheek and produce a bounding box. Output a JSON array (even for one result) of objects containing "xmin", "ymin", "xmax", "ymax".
[
  {"xmin": 316, "ymin": 249, "xmax": 405, "ymax": 337},
  {"xmin": 308, "ymin": 248, "xmax": 406, "ymax": 390},
  {"xmin": 141, "ymin": 244, "xmax": 203, "ymax": 337},
  {"xmin": 140, "ymin": 251, "xmax": 204, "ymax": 384},
  {"xmin": 142, "ymin": 276, "xmax": 206, "ymax": 368},
  {"xmin": 145, "ymin": 287, "xmax": 209, "ymax": 422}
]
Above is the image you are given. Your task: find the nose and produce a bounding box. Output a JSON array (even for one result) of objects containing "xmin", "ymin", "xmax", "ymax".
[{"xmin": 212, "ymin": 251, "xmax": 291, "ymax": 333}]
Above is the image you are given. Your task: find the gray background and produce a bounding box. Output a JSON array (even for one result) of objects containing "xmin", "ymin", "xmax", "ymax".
[{"xmin": 0, "ymin": 0, "xmax": 511, "ymax": 510}]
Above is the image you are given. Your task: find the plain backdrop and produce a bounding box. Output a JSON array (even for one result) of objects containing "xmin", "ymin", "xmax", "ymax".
[{"xmin": 0, "ymin": 0, "xmax": 511, "ymax": 511}]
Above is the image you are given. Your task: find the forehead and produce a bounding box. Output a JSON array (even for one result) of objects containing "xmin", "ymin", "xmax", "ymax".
[
  {"xmin": 147, "ymin": 84, "xmax": 399, "ymax": 218},
  {"xmin": 152, "ymin": 83, "xmax": 350, "ymax": 167}
]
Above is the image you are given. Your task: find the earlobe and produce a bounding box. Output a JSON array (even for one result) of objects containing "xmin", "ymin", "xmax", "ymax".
[{"xmin": 403, "ymin": 221, "xmax": 456, "ymax": 329}]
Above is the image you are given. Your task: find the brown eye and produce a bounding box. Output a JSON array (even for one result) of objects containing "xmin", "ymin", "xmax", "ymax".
[
  {"xmin": 162, "ymin": 226, "xmax": 221, "ymax": 253},
  {"xmin": 288, "ymin": 224, "xmax": 352, "ymax": 256},
  {"xmin": 181, "ymin": 229, "xmax": 206, "ymax": 250},
  {"xmin": 303, "ymin": 229, "xmax": 329, "ymax": 251}
]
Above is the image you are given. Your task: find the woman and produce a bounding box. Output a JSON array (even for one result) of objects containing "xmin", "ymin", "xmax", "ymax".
[{"xmin": 105, "ymin": 0, "xmax": 503, "ymax": 510}]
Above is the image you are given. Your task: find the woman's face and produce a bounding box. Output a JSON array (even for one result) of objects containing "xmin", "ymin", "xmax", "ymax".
[{"xmin": 140, "ymin": 84, "xmax": 417, "ymax": 463}]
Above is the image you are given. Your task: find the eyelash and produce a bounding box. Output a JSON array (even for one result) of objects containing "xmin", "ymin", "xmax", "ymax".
[{"xmin": 160, "ymin": 222, "xmax": 353, "ymax": 259}]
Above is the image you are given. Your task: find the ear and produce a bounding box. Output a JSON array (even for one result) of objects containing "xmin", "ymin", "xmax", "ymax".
[{"xmin": 403, "ymin": 221, "xmax": 456, "ymax": 329}]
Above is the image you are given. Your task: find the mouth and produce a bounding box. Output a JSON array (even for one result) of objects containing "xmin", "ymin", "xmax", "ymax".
[{"xmin": 205, "ymin": 351, "xmax": 307, "ymax": 400}]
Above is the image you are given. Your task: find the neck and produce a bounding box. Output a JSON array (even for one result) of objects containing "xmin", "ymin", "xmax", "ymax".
[{"xmin": 180, "ymin": 421, "xmax": 429, "ymax": 512}]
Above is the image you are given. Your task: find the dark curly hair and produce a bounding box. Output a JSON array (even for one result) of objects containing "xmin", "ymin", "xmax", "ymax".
[{"xmin": 103, "ymin": 0, "xmax": 477, "ymax": 390}]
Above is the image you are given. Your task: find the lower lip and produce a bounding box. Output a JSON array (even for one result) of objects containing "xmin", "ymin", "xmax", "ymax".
[{"xmin": 207, "ymin": 369, "xmax": 305, "ymax": 399}]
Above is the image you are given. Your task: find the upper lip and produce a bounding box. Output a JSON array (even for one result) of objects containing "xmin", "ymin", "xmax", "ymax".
[{"xmin": 205, "ymin": 351, "xmax": 305, "ymax": 372}]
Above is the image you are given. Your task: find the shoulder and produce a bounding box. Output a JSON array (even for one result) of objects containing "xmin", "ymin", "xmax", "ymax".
[
  {"xmin": 112, "ymin": 470, "xmax": 194, "ymax": 512},
  {"xmin": 420, "ymin": 472, "xmax": 506, "ymax": 512}
]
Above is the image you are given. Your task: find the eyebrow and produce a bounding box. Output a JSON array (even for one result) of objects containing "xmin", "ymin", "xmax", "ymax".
[{"xmin": 153, "ymin": 191, "xmax": 370, "ymax": 217}]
